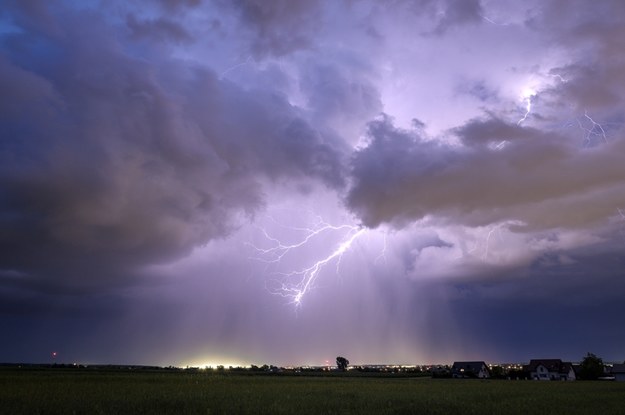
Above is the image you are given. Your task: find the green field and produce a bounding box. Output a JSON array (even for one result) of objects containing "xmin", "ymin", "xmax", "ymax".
[{"xmin": 1, "ymin": 369, "xmax": 624, "ymax": 414}]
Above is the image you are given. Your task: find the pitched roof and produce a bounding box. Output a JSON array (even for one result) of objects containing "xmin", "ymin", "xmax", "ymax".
[
  {"xmin": 526, "ymin": 359, "xmax": 574, "ymax": 374},
  {"xmin": 451, "ymin": 361, "xmax": 488, "ymax": 374}
]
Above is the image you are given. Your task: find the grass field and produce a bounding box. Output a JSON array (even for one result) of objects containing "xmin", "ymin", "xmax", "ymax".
[{"xmin": 1, "ymin": 368, "xmax": 624, "ymax": 414}]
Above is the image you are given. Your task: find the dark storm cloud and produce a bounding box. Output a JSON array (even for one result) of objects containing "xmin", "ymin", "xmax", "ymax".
[
  {"xmin": 0, "ymin": 3, "xmax": 347, "ymax": 294},
  {"xmin": 3, "ymin": 0, "xmax": 61, "ymax": 37},
  {"xmin": 457, "ymin": 117, "xmax": 552, "ymax": 146},
  {"xmin": 387, "ymin": 0, "xmax": 483, "ymax": 34},
  {"xmin": 545, "ymin": 62, "xmax": 625, "ymax": 113},
  {"xmin": 527, "ymin": 0, "xmax": 625, "ymax": 114},
  {"xmin": 347, "ymin": 115, "xmax": 625, "ymax": 230},
  {"xmin": 439, "ymin": 238, "xmax": 625, "ymax": 361},
  {"xmin": 159, "ymin": 0, "xmax": 202, "ymax": 11},
  {"xmin": 126, "ymin": 14, "xmax": 193, "ymax": 44},
  {"xmin": 221, "ymin": 0, "xmax": 323, "ymax": 57},
  {"xmin": 216, "ymin": 0, "xmax": 491, "ymax": 60},
  {"xmin": 532, "ymin": 0, "xmax": 625, "ymax": 54},
  {"xmin": 432, "ymin": 0, "xmax": 483, "ymax": 34}
]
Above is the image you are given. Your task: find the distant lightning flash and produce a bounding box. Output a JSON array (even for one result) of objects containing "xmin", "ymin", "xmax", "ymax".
[
  {"xmin": 486, "ymin": 84, "xmax": 537, "ymax": 150},
  {"xmin": 220, "ymin": 56, "xmax": 254, "ymax": 79},
  {"xmin": 484, "ymin": 226, "xmax": 496, "ymax": 260},
  {"xmin": 481, "ymin": 15, "xmax": 510, "ymax": 26},
  {"xmin": 616, "ymin": 208, "xmax": 625, "ymax": 238},
  {"xmin": 248, "ymin": 218, "xmax": 367, "ymax": 306},
  {"xmin": 578, "ymin": 111, "xmax": 608, "ymax": 145},
  {"xmin": 550, "ymin": 73, "xmax": 568, "ymax": 83},
  {"xmin": 374, "ymin": 232, "xmax": 389, "ymax": 265}
]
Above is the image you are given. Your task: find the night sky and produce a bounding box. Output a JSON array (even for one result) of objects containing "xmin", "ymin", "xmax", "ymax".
[{"xmin": 2, "ymin": 0, "xmax": 625, "ymax": 367}]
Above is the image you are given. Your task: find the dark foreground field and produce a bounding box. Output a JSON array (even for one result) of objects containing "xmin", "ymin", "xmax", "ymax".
[{"xmin": 1, "ymin": 368, "xmax": 624, "ymax": 414}]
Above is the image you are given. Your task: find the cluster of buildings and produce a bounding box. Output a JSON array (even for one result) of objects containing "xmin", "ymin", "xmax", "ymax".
[
  {"xmin": 9, "ymin": 360, "xmax": 625, "ymax": 380},
  {"xmin": 449, "ymin": 359, "xmax": 625, "ymax": 381}
]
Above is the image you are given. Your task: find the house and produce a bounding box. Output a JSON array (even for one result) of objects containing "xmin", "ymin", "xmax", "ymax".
[
  {"xmin": 611, "ymin": 364, "xmax": 625, "ymax": 381},
  {"xmin": 451, "ymin": 361, "xmax": 490, "ymax": 379},
  {"xmin": 526, "ymin": 359, "xmax": 576, "ymax": 381}
]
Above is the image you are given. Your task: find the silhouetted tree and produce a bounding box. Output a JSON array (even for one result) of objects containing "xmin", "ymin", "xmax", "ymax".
[
  {"xmin": 507, "ymin": 368, "xmax": 529, "ymax": 380},
  {"xmin": 489, "ymin": 365, "xmax": 505, "ymax": 379},
  {"xmin": 578, "ymin": 352, "xmax": 604, "ymax": 380},
  {"xmin": 336, "ymin": 356, "xmax": 349, "ymax": 371}
]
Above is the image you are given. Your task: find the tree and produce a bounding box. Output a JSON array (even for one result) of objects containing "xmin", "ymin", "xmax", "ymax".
[
  {"xmin": 336, "ymin": 356, "xmax": 349, "ymax": 371},
  {"xmin": 578, "ymin": 352, "xmax": 604, "ymax": 380},
  {"xmin": 489, "ymin": 365, "xmax": 505, "ymax": 379}
]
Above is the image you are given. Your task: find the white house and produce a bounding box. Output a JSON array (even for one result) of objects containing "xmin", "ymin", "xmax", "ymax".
[{"xmin": 526, "ymin": 359, "xmax": 576, "ymax": 381}]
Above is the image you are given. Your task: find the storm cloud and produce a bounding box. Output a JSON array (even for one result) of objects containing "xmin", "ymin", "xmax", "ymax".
[
  {"xmin": 348, "ymin": 114, "xmax": 625, "ymax": 231},
  {"xmin": 1, "ymin": 0, "xmax": 624, "ymax": 366},
  {"xmin": 0, "ymin": 3, "xmax": 346, "ymax": 293}
]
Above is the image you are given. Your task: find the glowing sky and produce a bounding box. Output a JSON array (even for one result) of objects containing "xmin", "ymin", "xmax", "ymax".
[{"xmin": 2, "ymin": 0, "xmax": 625, "ymax": 367}]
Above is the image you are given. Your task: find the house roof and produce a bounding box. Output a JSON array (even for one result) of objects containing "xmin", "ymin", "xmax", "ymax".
[
  {"xmin": 451, "ymin": 361, "xmax": 488, "ymax": 374},
  {"xmin": 526, "ymin": 359, "xmax": 574, "ymax": 374}
]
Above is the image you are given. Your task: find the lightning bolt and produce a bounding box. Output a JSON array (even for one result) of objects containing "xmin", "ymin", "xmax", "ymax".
[
  {"xmin": 471, "ymin": 221, "xmax": 524, "ymax": 262},
  {"xmin": 483, "ymin": 224, "xmax": 502, "ymax": 260},
  {"xmin": 515, "ymin": 72, "xmax": 568, "ymax": 128},
  {"xmin": 517, "ymin": 88, "xmax": 536, "ymax": 126},
  {"xmin": 550, "ymin": 73, "xmax": 568, "ymax": 83},
  {"xmin": 247, "ymin": 219, "xmax": 357, "ymax": 263},
  {"xmin": 616, "ymin": 208, "xmax": 625, "ymax": 238},
  {"xmin": 481, "ymin": 15, "xmax": 510, "ymax": 26},
  {"xmin": 374, "ymin": 232, "xmax": 389, "ymax": 265},
  {"xmin": 544, "ymin": 73, "xmax": 611, "ymax": 146},
  {"xmin": 578, "ymin": 110, "xmax": 607, "ymax": 145},
  {"xmin": 248, "ymin": 217, "xmax": 367, "ymax": 306},
  {"xmin": 492, "ymin": 140, "xmax": 507, "ymax": 150},
  {"xmin": 220, "ymin": 56, "xmax": 254, "ymax": 79}
]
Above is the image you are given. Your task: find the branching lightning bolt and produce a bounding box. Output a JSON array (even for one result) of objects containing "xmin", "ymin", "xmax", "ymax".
[
  {"xmin": 248, "ymin": 220, "xmax": 357, "ymax": 263},
  {"xmin": 578, "ymin": 110, "xmax": 608, "ymax": 145},
  {"xmin": 515, "ymin": 72, "xmax": 566, "ymax": 129},
  {"xmin": 248, "ymin": 218, "xmax": 367, "ymax": 306}
]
